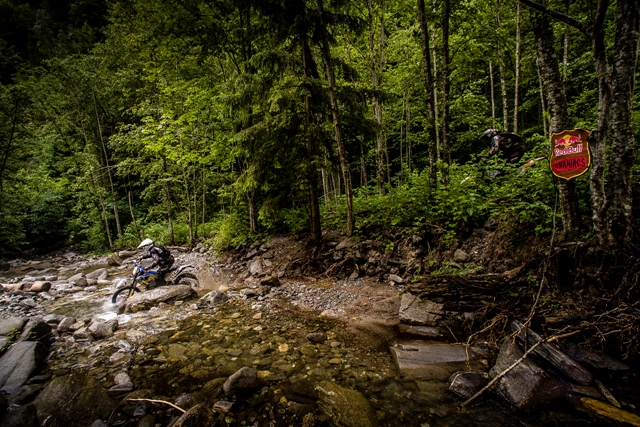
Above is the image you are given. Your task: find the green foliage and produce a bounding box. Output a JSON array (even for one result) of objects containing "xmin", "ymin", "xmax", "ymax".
[{"xmin": 207, "ymin": 213, "xmax": 253, "ymax": 251}]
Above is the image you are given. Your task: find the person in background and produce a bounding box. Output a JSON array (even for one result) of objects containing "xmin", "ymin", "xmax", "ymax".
[{"xmin": 480, "ymin": 129, "xmax": 525, "ymax": 163}]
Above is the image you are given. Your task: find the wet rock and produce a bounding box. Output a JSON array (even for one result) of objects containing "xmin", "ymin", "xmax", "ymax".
[
  {"xmin": 489, "ymin": 340, "xmax": 564, "ymax": 408},
  {"xmin": 0, "ymin": 403, "xmax": 39, "ymax": 427},
  {"xmin": 72, "ymin": 327, "xmax": 94, "ymax": 341},
  {"xmin": 307, "ymin": 332, "xmax": 327, "ymax": 343},
  {"xmin": 25, "ymin": 281, "xmax": 51, "ymax": 293},
  {"xmin": 33, "ymin": 371, "xmax": 116, "ymax": 427},
  {"xmin": 89, "ymin": 421, "xmax": 108, "ymax": 427},
  {"xmin": 260, "ymin": 275, "xmax": 280, "ymax": 287},
  {"xmin": 172, "ymin": 403, "xmax": 215, "ymax": 427},
  {"xmin": 213, "ymin": 400, "xmax": 234, "ymax": 413},
  {"xmin": 17, "ymin": 318, "xmax": 51, "ymax": 346},
  {"xmin": 174, "ymin": 392, "xmax": 206, "ymax": 410},
  {"xmin": 89, "ymin": 320, "xmax": 118, "ymax": 339},
  {"xmin": 511, "ymin": 321, "xmax": 592, "ymax": 385},
  {"xmin": 453, "ymin": 249, "xmax": 469, "ymax": 262},
  {"xmin": 449, "ymin": 371, "xmax": 488, "ymax": 399},
  {"xmin": 42, "ymin": 314, "xmax": 64, "ymax": 325},
  {"xmin": 75, "ymin": 277, "xmax": 88, "ymax": 287},
  {"xmin": 197, "ymin": 290, "xmax": 228, "ymax": 309},
  {"xmin": 66, "ymin": 272, "xmax": 84, "ymax": 283},
  {"xmin": 398, "ymin": 324, "xmax": 453, "ymax": 341},
  {"xmin": 118, "ymin": 250, "xmax": 137, "ymax": 259},
  {"xmin": 8, "ymin": 383, "xmax": 46, "ymax": 405},
  {"xmin": 0, "ymin": 317, "xmax": 27, "ymax": 336},
  {"xmin": 124, "ymin": 285, "xmax": 196, "ymax": 313},
  {"xmin": 56, "ymin": 317, "xmax": 76, "ymax": 333},
  {"xmin": 390, "ymin": 342, "xmax": 481, "ymax": 380},
  {"xmin": 137, "ymin": 415, "xmax": 156, "ymax": 427},
  {"xmin": 86, "ymin": 268, "xmax": 108, "ymax": 280},
  {"xmin": 0, "ymin": 341, "xmax": 48, "ymax": 395},
  {"xmin": 108, "ymin": 253, "xmax": 123, "ymax": 266},
  {"xmin": 223, "ymin": 367, "xmax": 259, "ymax": 397},
  {"xmin": 316, "ymin": 380, "xmax": 378, "ymax": 427},
  {"xmin": 282, "ymin": 378, "xmax": 318, "ymax": 405},
  {"xmin": 108, "ymin": 372, "xmax": 134, "ymax": 396},
  {"xmin": 0, "ymin": 337, "xmax": 11, "ymax": 353},
  {"xmin": 398, "ymin": 293, "xmax": 444, "ymax": 326}
]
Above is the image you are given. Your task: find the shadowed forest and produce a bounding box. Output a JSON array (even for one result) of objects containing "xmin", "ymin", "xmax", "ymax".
[{"xmin": 0, "ymin": 0, "xmax": 638, "ymax": 256}]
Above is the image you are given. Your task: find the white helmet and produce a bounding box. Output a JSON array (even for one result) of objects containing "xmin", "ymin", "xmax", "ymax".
[{"xmin": 138, "ymin": 238, "xmax": 154, "ymax": 249}]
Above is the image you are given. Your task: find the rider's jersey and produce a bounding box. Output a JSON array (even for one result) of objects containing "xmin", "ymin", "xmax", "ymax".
[{"xmin": 488, "ymin": 132, "xmax": 525, "ymax": 163}]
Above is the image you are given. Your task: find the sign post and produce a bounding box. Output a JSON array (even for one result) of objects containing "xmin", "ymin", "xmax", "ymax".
[{"xmin": 550, "ymin": 129, "xmax": 591, "ymax": 180}]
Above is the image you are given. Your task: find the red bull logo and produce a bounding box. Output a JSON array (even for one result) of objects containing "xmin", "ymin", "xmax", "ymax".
[
  {"xmin": 554, "ymin": 134, "xmax": 582, "ymax": 147},
  {"xmin": 550, "ymin": 128, "xmax": 591, "ymax": 180}
]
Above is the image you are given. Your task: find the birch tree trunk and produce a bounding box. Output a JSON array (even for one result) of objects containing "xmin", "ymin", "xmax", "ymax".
[
  {"xmin": 317, "ymin": 0, "xmax": 355, "ymax": 235},
  {"xmin": 494, "ymin": 5, "xmax": 509, "ymax": 131}
]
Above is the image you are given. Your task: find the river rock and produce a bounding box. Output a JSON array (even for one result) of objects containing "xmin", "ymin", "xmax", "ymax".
[
  {"xmin": 449, "ymin": 371, "xmax": 488, "ymax": 399},
  {"xmin": 89, "ymin": 320, "xmax": 118, "ymax": 339},
  {"xmin": 307, "ymin": 332, "xmax": 327, "ymax": 343},
  {"xmin": 0, "ymin": 403, "xmax": 39, "ymax": 427},
  {"xmin": 33, "ymin": 371, "xmax": 116, "ymax": 427},
  {"xmin": 86, "ymin": 268, "xmax": 108, "ymax": 280},
  {"xmin": 316, "ymin": 380, "xmax": 378, "ymax": 427},
  {"xmin": 560, "ymin": 342, "xmax": 630, "ymax": 371},
  {"xmin": 124, "ymin": 285, "xmax": 196, "ymax": 313},
  {"xmin": 389, "ymin": 274, "xmax": 404, "ymax": 284},
  {"xmin": 108, "ymin": 253, "xmax": 123, "ymax": 266},
  {"xmin": 108, "ymin": 372, "xmax": 134, "ymax": 395},
  {"xmin": 42, "ymin": 314, "xmax": 64, "ymax": 325},
  {"xmin": 0, "ymin": 317, "xmax": 27, "ymax": 336},
  {"xmin": 390, "ymin": 342, "xmax": 481, "ymax": 380},
  {"xmin": 118, "ymin": 250, "xmax": 137, "ymax": 259},
  {"xmin": 196, "ymin": 290, "xmax": 228, "ymax": 308},
  {"xmin": 17, "ymin": 318, "xmax": 51, "ymax": 346},
  {"xmin": 172, "ymin": 403, "xmax": 215, "ymax": 427},
  {"xmin": 489, "ymin": 340, "xmax": 564, "ymax": 408},
  {"xmin": 0, "ymin": 337, "xmax": 11, "ymax": 353},
  {"xmin": 56, "ymin": 317, "xmax": 76, "ymax": 333},
  {"xmin": 0, "ymin": 341, "xmax": 48, "ymax": 395},
  {"xmin": 223, "ymin": 367, "xmax": 259, "ymax": 397},
  {"xmin": 25, "ymin": 281, "xmax": 51, "ymax": 293},
  {"xmin": 67, "ymin": 272, "xmax": 84, "ymax": 282},
  {"xmin": 398, "ymin": 293, "xmax": 444, "ymax": 326}
]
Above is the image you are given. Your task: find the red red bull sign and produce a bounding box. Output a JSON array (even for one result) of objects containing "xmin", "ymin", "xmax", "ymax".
[{"xmin": 550, "ymin": 129, "xmax": 591, "ymax": 180}]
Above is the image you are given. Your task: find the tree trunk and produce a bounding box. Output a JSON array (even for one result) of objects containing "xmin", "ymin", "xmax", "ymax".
[
  {"xmin": 248, "ymin": 190, "xmax": 258, "ymax": 234},
  {"xmin": 317, "ymin": 0, "xmax": 355, "ymax": 235},
  {"xmin": 92, "ymin": 90, "xmax": 121, "ymax": 237},
  {"xmin": 489, "ymin": 61, "xmax": 496, "ymax": 128},
  {"xmin": 603, "ymin": 0, "xmax": 639, "ymax": 245},
  {"xmin": 536, "ymin": 58, "xmax": 549, "ymax": 139},
  {"xmin": 531, "ymin": 8, "xmax": 583, "ymax": 234},
  {"xmin": 302, "ymin": 33, "xmax": 322, "ymax": 243},
  {"xmin": 127, "ymin": 190, "xmax": 140, "ymax": 241},
  {"xmin": 417, "ymin": 0, "xmax": 438, "ymax": 187},
  {"xmin": 163, "ymin": 158, "xmax": 175, "ymax": 245},
  {"xmin": 513, "ymin": 0, "xmax": 522, "ymax": 134},
  {"xmin": 367, "ymin": 0, "xmax": 387, "ymax": 195},
  {"xmin": 440, "ymin": 0, "xmax": 451, "ymax": 184}
]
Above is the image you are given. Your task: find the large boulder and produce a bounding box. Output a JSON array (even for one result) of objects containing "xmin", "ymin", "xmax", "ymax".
[
  {"xmin": 17, "ymin": 318, "xmax": 52, "ymax": 346},
  {"xmin": 86, "ymin": 268, "xmax": 108, "ymax": 280},
  {"xmin": 489, "ymin": 340, "xmax": 565, "ymax": 408},
  {"xmin": 398, "ymin": 293, "xmax": 444, "ymax": 326},
  {"xmin": 223, "ymin": 367, "xmax": 259, "ymax": 397},
  {"xmin": 316, "ymin": 380, "xmax": 378, "ymax": 427},
  {"xmin": 0, "ymin": 318, "xmax": 26, "ymax": 337},
  {"xmin": 124, "ymin": 285, "xmax": 196, "ymax": 313},
  {"xmin": 196, "ymin": 290, "xmax": 228, "ymax": 309},
  {"xmin": 0, "ymin": 341, "xmax": 48, "ymax": 395},
  {"xmin": 33, "ymin": 371, "xmax": 116, "ymax": 427},
  {"xmin": 390, "ymin": 342, "xmax": 482, "ymax": 380}
]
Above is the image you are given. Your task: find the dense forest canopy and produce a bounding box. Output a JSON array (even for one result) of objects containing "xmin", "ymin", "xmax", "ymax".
[{"xmin": 0, "ymin": 0, "xmax": 638, "ymax": 256}]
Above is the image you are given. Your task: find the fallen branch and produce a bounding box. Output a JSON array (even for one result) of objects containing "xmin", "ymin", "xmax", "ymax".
[{"xmin": 127, "ymin": 398, "xmax": 186, "ymax": 413}]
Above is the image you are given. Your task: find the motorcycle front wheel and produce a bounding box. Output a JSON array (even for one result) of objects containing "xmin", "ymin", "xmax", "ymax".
[{"xmin": 111, "ymin": 286, "xmax": 140, "ymax": 304}]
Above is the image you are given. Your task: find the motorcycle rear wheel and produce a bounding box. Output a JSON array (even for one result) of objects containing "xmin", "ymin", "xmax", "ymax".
[{"xmin": 175, "ymin": 273, "xmax": 199, "ymax": 288}]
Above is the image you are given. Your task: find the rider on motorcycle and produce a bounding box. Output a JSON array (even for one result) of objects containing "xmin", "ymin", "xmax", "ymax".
[
  {"xmin": 480, "ymin": 129, "xmax": 525, "ymax": 163},
  {"xmin": 138, "ymin": 238, "xmax": 174, "ymax": 287}
]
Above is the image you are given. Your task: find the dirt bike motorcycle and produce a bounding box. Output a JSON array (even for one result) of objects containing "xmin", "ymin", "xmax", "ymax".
[{"xmin": 111, "ymin": 259, "xmax": 198, "ymax": 304}]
